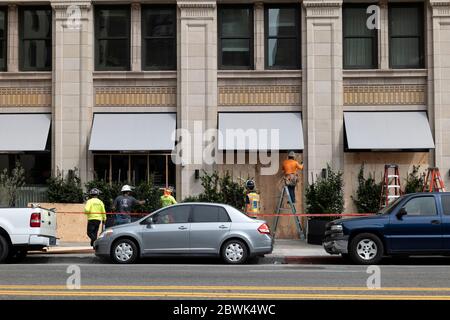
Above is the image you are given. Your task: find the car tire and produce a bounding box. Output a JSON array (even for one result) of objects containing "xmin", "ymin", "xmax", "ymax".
[
  {"xmin": 0, "ymin": 235, "xmax": 10, "ymax": 264},
  {"xmin": 349, "ymin": 233, "xmax": 384, "ymax": 265},
  {"xmin": 221, "ymin": 239, "xmax": 249, "ymax": 265},
  {"xmin": 111, "ymin": 239, "xmax": 138, "ymax": 264}
]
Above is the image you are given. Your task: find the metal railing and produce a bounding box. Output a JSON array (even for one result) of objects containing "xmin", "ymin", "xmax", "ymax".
[{"xmin": 14, "ymin": 186, "xmax": 48, "ymax": 208}]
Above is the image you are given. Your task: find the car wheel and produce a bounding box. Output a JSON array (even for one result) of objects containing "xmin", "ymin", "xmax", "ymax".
[
  {"xmin": 111, "ymin": 239, "xmax": 138, "ymax": 264},
  {"xmin": 349, "ymin": 233, "xmax": 384, "ymax": 265},
  {"xmin": 221, "ymin": 239, "xmax": 248, "ymax": 265},
  {"xmin": 0, "ymin": 235, "xmax": 10, "ymax": 264}
]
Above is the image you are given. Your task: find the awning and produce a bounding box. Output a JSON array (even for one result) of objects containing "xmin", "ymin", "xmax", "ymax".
[
  {"xmin": 89, "ymin": 113, "xmax": 176, "ymax": 151},
  {"xmin": 218, "ymin": 112, "xmax": 304, "ymax": 150},
  {"xmin": 344, "ymin": 111, "xmax": 435, "ymax": 150},
  {"xmin": 0, "ymin": 114, "xmax": 51, "ymax": 151}
]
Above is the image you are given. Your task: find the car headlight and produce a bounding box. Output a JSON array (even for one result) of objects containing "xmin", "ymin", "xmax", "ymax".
[
  {"xmin": 330, "ymin": 224, "xmax": 343, "ymax": 232},
  {"xmin": 98, "ymin": 229, "xmax": 114, "ymax": 239}
]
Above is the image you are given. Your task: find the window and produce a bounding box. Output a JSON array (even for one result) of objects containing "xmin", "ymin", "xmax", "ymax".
[
  {"xmin": 0, "ymin": 153, "xmax": 51, "ymax": 185},
  {"xmin": 389, "ymin": 4, "xmax": 424, "ymax": 69},
  {"xmin": 0, "ymin": 8, "xmax": 6, "ymax": 71},
  {"xmin": 19, "ymin": 7, "xmax": 52, "ymax": 71},
  {"xmin": 265, "ymin": 5, "xmax": 300, "ymax": 69},
  {"xmin": 191, "ymin": 205, "xmax": 231, "ymax": 223},
  {"xmin": 218, "ymin": 5, "xmax": 253, "ymax": 69},
  {"xmin": 402, "ymin": 197, "xmax": 437, "ymax": 216},
  {"xmin": 343, "ymin": 5, "xmax": 378, "ymax": 69},
  {"xmin": 142, "ymin": 6, "xmax": 176, "ymax": 70},
  {"xmin": 441, "ymin": 196, "xmax": 450, "ymax": 215},
  {"xmin": 95, "ymin": 6, "xmax": 130, "ymax": 71},
  {"xmin": 154, "ymin": 206, "xmax": 190, "ymax": 224}
]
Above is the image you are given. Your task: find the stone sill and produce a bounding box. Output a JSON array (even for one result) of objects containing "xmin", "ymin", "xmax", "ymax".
[
  {"xmin": 93, "ymin": 71, "xmax": 177, "ymax": 80},
  {"xmin": 0, "ymin": 72, "xmax": 52, "ymax": 81},
  {"xmin": 218, "ymin": 70, "xmax": 302, "ymax": 79},
  {"xmin": 343, "ymin": 69, "xmax": 428, "ymax": 78}
]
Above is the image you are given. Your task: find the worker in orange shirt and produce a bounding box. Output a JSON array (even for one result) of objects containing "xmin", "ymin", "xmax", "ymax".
[{"xmin": 282, "ymin": 151, "xmax": 304, "ymax": 204}]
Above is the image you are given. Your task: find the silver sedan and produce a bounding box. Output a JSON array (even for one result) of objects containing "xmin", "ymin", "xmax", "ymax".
[{"xmin": 94, "ymin": 203, "xmax": 273, "ymax": 264}]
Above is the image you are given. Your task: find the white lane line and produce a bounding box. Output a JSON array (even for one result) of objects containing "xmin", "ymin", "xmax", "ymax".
[{"xmin": 249, "ymin": 269, "xmax": 360, "ymax": 273}]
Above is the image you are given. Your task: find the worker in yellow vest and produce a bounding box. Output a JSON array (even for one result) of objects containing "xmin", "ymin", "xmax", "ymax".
[
  {"xmin": 84, "ymin": 188, "xmax": 106, "ymax": 247},
  {"xmin": 161, "ymin": 187, "xmax": 177, "ymax": 208},
  {"xmin": 244, "ymin": 179, "xmax": 260, "ymax": 215}
]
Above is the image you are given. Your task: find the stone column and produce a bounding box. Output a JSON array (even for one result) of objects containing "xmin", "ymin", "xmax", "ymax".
[
  {"xmin": 254, "ymin": 2, "xmax": 264, "ymax": 71},
  {"xmin": 52, "ymin": 1, "xmax": 94, "ymax": 183},
  {"xmin": 7, "ymin": 4, "xmax": 18, "ymax": 72},
  {"xmin": 302, "ymin": 0, "xmax": 343, "ymax": 183},
  {"xmin": 176, "ymin": 0, "xmax": 217, "ymax": 200},
  {"xmin": 131, "ymin": 2, "xmax": 141, "ymax": 72},
  {"xmin": 429, "ymin": 0, "xmax": 450, "ymax": 187},
  {"xmin": 379, "ymin": 0, "xmax": 389, "ymax": 69}
]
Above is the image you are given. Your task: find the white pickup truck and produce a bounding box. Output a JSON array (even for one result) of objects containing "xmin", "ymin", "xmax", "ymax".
[{"xmin": 0, "ymin": 206, "xmax": 57, "ymax": 263}]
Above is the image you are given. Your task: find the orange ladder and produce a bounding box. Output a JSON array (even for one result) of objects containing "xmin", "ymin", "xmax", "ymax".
[
  {"xmin": 380, "ymin": 164, "xmax": 402, "ymax": 208},
  {"xmin": 423, "ymin": 167, "xmax": 446, "ymax": 192}
]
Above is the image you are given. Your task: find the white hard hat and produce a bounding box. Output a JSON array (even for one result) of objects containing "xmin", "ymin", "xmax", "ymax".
[{"xmin": 121, "ymin": 185, "xmax": 133, "ymax": 192}]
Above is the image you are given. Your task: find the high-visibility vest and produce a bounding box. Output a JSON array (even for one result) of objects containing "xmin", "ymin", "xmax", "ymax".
[{"xmin": 246, "ymin": 192, "xmax": 260, "ymax": 214}]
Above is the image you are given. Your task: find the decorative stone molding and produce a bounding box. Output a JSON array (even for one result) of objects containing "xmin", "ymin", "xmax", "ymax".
[
  {"xmin": 218, "ymin": 85, "xmax": 301, "ymax": 106},
  {"xmin": 303, "ymin": 0, "xmax": 342, "ymax": 18},
  {"xmin": 177, "ymin": 0, "xmax": 216, "ymax": 19},
  {"xmin": 344, "ymin": 84, "xmax": 426, "ymax": 106},
  {"xmin": 52, "ymin": 1, "xmax": 91, "ymax": 21},
  {"xmin": 95, "ymin": 87, "xmax": 177, "ymax": 107},
  {"xmin": 0, "ymin": 87, "xmax": 51, "ymax": 107}
]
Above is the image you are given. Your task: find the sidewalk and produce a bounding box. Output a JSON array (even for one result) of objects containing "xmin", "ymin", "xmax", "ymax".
[{"xmin": 31, "ymin": 239, "xmax": 339, "ymax": 264}]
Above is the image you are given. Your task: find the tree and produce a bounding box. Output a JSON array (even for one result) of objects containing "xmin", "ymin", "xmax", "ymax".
[
  {"xmin": 352, "ymin": 164, "xmax": 382, "ymax": 213},
  {"xmin": 0, "ymin": 161, "xmax": 25, "ymax": 207}
]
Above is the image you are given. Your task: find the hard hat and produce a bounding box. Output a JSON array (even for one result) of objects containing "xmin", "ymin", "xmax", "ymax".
[
  {"xmin": 89, "ymin": 188, "xmax": 100, "ymax": 196},
  {"xmin": 121, "ymin": 185, "xmax": 133, "ymax": 192},
  {"xmin": 288, "ymin": 151, "xmax": 295, "ymax": 158},
  {"xmin": 245, "ymin": 179, "xmax": 255, "ymax": 191}
]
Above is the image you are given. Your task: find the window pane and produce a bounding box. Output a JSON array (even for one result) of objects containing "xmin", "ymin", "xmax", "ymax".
[
  {"xmin": 94, "ymin": 155, "xmax": 110, "ymax": 181},
  {"xmin": 390, "ymin": 6, "xmax": 421, "ymax": 37},
  {"xmin": 218, "ymin": 208, "xmax": 231, "ymax": 222},
  {"xmin": 344, "ymin": 38, "xmax": 374, "ymax": 68},
  {"xmin": 130, "ymin": 155, "xmax": 147, "ymax": 185},
  {"xmin": 144, "ymin": 38, "xmax": 175, "ymax": 69},
  {"xmin": 149, "ymin": 155, "xmax": 165, "ymax": 186},
  {"xmin": 390, "ymin": 37, "xmax": 421, "ymax": 68},
  {"xmin": 111, "ymin": 155, "xmax": 129, "ymax": 183},
  {"xmin": 343, "ymin": 7, "xmax": 373, "ymax": 37},
  {"xmin": 442, "ymin": 196, "xmax": 450, "ymax": 215},
  {"xmin": 0, "ymin": 10, "xmax": 5, "ymax": 70},
  {"xmin": 221, "ymin": 8, "xmax": 251, "ymax": 38},
  {"xmin": 0, "ymin": 10, "xmax": 5, "ymax": 39},
  {"xmin": 267, "ymin": 38, "xmax": 298, "ymax": 68},
  {"xmin": 154, "ymin": 206, "xmax": 190, "ymax": 224},
  {"xmin": 22, "ymin": 39, "xmax": 51, "ymax": 70},
  {"xmin": 97, "ymin": 39, "xmax": 129, "ymax": 69},
  {"xmin": 403, "ymin": 197, "xmax": 437, "ymax": 216},
  {"xmin": 221, "ymin": 39, "xmax": 250, "ymax": 67},
  {"xmin": 0, "ymin": 40, "xmax": 4, "ymax": 70},
  {"xmin": 268, "ymin": 8, "xmax": 296, "ymax": 37},
  {"xmin": 18, "ymin": 153, "xmax": 51, "ymax": 185},
  {"xmin": 192, "ymin": 205, "xmax": 220, "ymax": 223},
  {"xmin": 97, "ymin": 8, "xmax": 129, "ymax": 38},
  {"xmin": 22, "ymin": 8, "xmax": 51, "ymax": 39},
  {"xmin": 143, "ymin": 8, "xmax": 175, "ymax": 37}
]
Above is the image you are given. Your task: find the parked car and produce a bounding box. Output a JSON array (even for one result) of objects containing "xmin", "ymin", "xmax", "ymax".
[
  {"xmin": 323, "ymin": 192, "xmax": 450, "ymax": 264},
  {"xmin": 0, "ymin": 205, "xmax": 57, "ymax": 263},
  {"xmin": 94, "ymin": 203, "xmax": 273, "ymax": 264}
]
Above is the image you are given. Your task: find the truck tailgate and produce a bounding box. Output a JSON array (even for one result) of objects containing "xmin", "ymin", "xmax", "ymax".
[{"xmin": 37, "ymin": 208, "xmax": 57, "ymax": 238}]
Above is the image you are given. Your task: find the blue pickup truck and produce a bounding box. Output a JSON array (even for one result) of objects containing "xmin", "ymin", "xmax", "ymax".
[{"xmin": 323, "ymin": 192, "xmax": 450, "ymax": 264}]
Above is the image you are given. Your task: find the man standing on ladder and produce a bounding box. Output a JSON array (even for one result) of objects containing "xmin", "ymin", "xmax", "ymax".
[
  {"xmin": 244, "ymin": 179, "xmax": 260, "ymax": 215},
  {"xmin": 282, "ymin": 151, "xmax": 304, "ymax": 204}
]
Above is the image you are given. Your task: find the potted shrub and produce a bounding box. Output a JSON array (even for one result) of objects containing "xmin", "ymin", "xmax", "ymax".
[
  {"xmin": 305, "ymin": 164, "xmax": 344, "ymax": 245},
  {"xmin": 351, "ymin": 164, "xmax": 382, "ymax": 213}
]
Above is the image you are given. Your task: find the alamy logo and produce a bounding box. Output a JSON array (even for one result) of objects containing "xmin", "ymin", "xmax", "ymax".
[
  {"xmin": 66, "ymin": 265, "xmax": 81, "ymax": 289},
  {"xmin": 65, "ymin": 5, "xmax": 82, "ymax": 30},
  {"xmin": 366, "ymin": 265, "xmax": 381, "ymax": 289},
  {"xmin": 366, "ymin": 5, "xmax": 381, "ymax": 30}
]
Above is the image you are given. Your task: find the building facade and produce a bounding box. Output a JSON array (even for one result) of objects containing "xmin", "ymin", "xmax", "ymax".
[{"xmin": 0, "ymin": 0, "xmax": 449, "ymax": 236}]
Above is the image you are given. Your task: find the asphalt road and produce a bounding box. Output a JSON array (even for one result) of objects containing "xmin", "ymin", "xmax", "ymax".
[{"xmin": 1, "ymin": 254, "xmax": 450, "ymax": 299}]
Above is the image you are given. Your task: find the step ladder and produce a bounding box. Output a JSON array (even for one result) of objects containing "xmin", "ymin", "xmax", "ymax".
[
  {"xmin": 380, "ymin": 164, "xmax": 402, "ymax": 208},
  {"xmin": 273, "ymin": 186, "xmax": 304, "ymax": 240},
  {"xmin": 423, "ymin": 167, "xmax": 446, "ymax": 192}
]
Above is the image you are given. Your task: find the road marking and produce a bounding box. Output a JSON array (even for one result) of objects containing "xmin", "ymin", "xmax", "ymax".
[
  {"xmin": 0, "ymin": 290, "xmax": 449, "ymax": 300},
  {"xmin": 249, "ymin": 269, "xmax": 359, "ymax": 273}
]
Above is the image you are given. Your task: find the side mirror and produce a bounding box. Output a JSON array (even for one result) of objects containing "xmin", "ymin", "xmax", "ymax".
[
  {"xmin": 396, "ymin": 208, "xmax": 407, "ymax": 220},
  {"xmin": 141, "ymin": 217, "xmax": 153, "ymax": 225}
]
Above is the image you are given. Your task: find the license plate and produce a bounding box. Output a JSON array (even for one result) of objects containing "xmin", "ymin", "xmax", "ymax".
[{"xmin": 49, "ymin": 237, "xmax": 57, "ymax": 246}]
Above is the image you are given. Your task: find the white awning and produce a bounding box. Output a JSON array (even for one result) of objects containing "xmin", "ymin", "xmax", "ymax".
[
  {"xmin": 344, "ymin": 111, "xmax": 435, "ymax": 150},
  {"xmin": 218, "ymin": 112, "xmax": 304, "ymax": 150},
  {"xmin": 89, "ymin": 113, "xmax": 176, "ymax": 151},
  {"xmin": 0, "ymin": 114, "xmax": 51, "ymax": 151}
]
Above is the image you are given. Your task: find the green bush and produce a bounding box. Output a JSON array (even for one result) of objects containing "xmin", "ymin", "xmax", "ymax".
[
  {"xmin": 47, "ymin": 168, "xmax": 83, "ymax": 203},
  {"xmin": 404, "ymin": 165, "xmax": 425, "ymax": 194},
  {"xmin": 133, "ymin": 179, "xmax": 162, "ymax": 213},
  {"xmin": 305, "ymin": 164, "xmax": 344, "ymax": 220},
  {"xmin": 0, "ymin": 161, "xmax": 25, "ymax": 207},
  {"xmin": 351, "ymin": 164, "xmax": 382, "ymax": 213}
]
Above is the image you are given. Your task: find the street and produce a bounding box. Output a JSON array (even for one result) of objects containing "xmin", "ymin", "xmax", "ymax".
[{"xmin": 1, "ymin": 254, "xmax": 450, "ymax": 300}]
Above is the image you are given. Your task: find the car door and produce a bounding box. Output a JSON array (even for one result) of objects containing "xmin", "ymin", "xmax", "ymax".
[
  {"xmin": 440, "ymin": 194, "xmax": 450, "ymax": 251},
  {"xmin": 388, "ymin": 195, "xmax": 442, "ymax": 252},
  {"xmin": 189, "ymin": 205, "xmax": 231, "ymax": 254},
  {"xmin": 140, "ymin": 205, "xmax": 191, "ymax": 254}
]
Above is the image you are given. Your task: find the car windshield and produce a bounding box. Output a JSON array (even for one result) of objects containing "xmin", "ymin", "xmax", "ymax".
[{"xmin": 376, "ymin": 197, "xmax": 402, "ymax": 215}]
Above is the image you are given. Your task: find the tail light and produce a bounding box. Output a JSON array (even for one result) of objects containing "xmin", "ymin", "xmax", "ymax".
[
  {"xmin": 257, "ymin": 223, "xmax": 271, "ymax": 234},
  {"xmin": 30, "ymin": 212, "xmax": 41, "ymax": 228}
]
